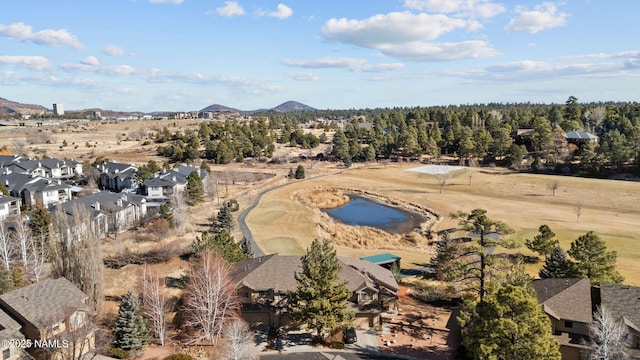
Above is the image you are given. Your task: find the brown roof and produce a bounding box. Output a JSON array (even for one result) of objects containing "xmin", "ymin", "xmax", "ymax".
[
  {"xmin": 533, "ymin": 278, "xmax": 593, "ymax": 323},
  {"xmin": 231, "ymin": 254, "xmax": 398, "ymax": 295},
  {"xmin": 0, "ymin": 307, "xmax": 23, "ymax": 342},
  {"xmin": 0, "ymin": 277, "xmax": 91, "ymax": 329},
  {"xmin": 600, "ymin": 283, "xmax": 640, "ymax": 332}
]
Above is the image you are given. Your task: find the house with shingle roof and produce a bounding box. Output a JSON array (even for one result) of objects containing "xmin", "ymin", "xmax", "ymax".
[
  {"xmin": 143, "ymin": 164, "xmax": 206, "ymax": 200},
  {"xmin": 97, "ymin": 162, "xmax": 137, "ymax": 192},
  {"xmin": 0, "ymin": 308, "xmax": 31, "ymax": 360},
  {"xmin": 0, "ymin": 278, "xmax": 96, "ymax": 360},
  {"xmin": 0, "ymin": 172, "xmax": 72, "ymax": 210},
  {"xmin": 54, "ymin": 191, "xmax": 147, "ymax": 237},
  {"xmin": 598, "ymin": 283, "xmax": 640, "ymax": 358},
  {"xmin": 231, "ymin": 254, "xmax": 399, "ymax": 329},
  {"xmin": 533, "ymin": 278, "xmax": 593, "ymax": 360}
]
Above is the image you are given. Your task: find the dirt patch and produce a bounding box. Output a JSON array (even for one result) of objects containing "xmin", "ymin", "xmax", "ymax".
[{"xmin": 379, "ymin": 291, "xmax": 459, "ymax": 360}]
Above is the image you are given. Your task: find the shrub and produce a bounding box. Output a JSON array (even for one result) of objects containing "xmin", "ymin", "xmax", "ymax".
[
  {"xmin": 108, "ymin": 347, "xmax": 130, "ymax": 359},
  {"xmin": 163, "ymin": 355, "xmax": 193, "ymax": 360}
]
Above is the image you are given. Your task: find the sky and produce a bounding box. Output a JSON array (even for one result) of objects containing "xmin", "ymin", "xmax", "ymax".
[{"xmin": 1, "ymin": 0, "xmax": 639, "ymax": 112}]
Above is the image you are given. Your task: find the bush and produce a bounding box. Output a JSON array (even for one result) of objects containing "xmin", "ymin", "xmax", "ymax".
[
  {"xmin": 163, "ymin": 355, "xmax": 193, "ymax": 360},
  {"xmin": 410, "ymin": 284, "xmax": 458, "ymax": 305},
  {"xmin": 108, "ymin": 347, "xmax": 130, "ymax": 359}
]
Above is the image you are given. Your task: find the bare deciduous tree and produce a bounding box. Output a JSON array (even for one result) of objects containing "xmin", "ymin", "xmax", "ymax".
[
  {"xmin": 51, "ymin": 205, "xmax": 104, "ymax": 312},
  {"xmin": 575, "ymin": 200, "xmax": 584, "ymax": 223},
  {"xmin": 549, "ymin": 180, "xmax": 560, "ymax": 197},
  {"xmin": 12, "ymin": 139, "xmax": 28, "ymax": 156},
  {"xmin": 0, "ymin": 221, "xmax": 13, "ymax": 270},
  {"xmin": 11, "ymin": 219, "xmax": 31, "ymax": 271},
  {"xmin": 171, "ymin": 191, "xmax": 189, "ymax": 232},
  {"xmin": 182, "ymin": 251, "xmax": 239, "ymax": 345},
  {"xmin": 431, "ymin": 166, "xmax": 453, "ymax": 194},
  {"xmin": 142, "ymin": 264, "xmax": 169, "ymax": 346},
  {"xmin": 588, "ymin": 305, "xmax": 629, "ymax": 360},
  {"xmin": 28, "ymin": 229, "xmax": 48, "ymax": 282},
  {"xmin": 221, "ymin": 320, "xmax": 258, "ymax": 360}
]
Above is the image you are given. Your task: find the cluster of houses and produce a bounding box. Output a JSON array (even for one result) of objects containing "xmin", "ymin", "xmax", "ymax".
[{"xmin": 0, "ymin": 155, "xmax": 207, "ymax": 237}]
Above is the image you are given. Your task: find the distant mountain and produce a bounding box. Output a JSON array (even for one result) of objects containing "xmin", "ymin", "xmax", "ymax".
[
  {"xmin": 200, "ymin": 101, "xmax": 316, "ymax": 113},
  {"xmin": 200, "ymin": 104, "xmax": 243, "ymax": 113},
  {"xmin": 0, "ymin": 97, "xmax": 49, "ymax": 115},
  {"xmin": 271, "ymin": 101, "xmax": 316, "ymax": 112}
]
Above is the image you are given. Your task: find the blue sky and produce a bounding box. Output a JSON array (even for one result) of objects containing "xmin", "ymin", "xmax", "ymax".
[{"xmin": 1, "ymin": 0, "xmax": 639, "ymax": 112}]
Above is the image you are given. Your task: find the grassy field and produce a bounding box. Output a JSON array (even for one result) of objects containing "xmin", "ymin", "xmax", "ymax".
[{"xmin": 246, "ymin": 163, "xmax": 640, "ymax": 285}]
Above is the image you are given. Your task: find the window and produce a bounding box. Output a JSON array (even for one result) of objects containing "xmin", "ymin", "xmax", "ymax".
[
  {"xmin": 359, "ymin": 292, "xmax": 372, "ymax": 302},
  {"xmin": 564, "ymin": 320, "xmax": 579, "ymax": 330},
  {"xmin": 72, "ymin": 313, "xmax": 84, "ymax": 326}
]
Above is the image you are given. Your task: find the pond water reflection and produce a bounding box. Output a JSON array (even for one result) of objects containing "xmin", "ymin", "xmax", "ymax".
[{"xmin": 324, "ymin": 196, "xmax": 418, "ymax": 234}]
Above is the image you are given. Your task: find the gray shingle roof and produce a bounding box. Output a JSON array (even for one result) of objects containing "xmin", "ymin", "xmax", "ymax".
[
  {"xmin": 533, "ymin": 278, "xmax": 593, "ymax": 323},
  {"xmin": 0, "ymin": 307, "xmax": 23, "ymax": 342},
  {"xmin": 600, "ymin": 283, "xmax": 640, "ymax": 332},
  {"xmin": 0, "ymin": 278, "xmax": 91, "ymax": 329}
]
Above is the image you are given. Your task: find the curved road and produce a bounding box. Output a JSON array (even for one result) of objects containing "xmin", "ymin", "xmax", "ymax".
[
  {"xmin": 237, "ymin": 176, "xmax": 295, "ymax": 257},
  {"xmin": 237, "ymin": 170, "xmax": 340, "ymax": 258}
]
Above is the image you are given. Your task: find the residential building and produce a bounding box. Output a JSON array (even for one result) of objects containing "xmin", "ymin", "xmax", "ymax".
[
  {"xmin": 0, "ymin": 173, "xmax": 72, "ymax": 210},
  {"xmin": 565, "ymin": 131, "xmax": 599, "ymax": 145},
  {"xmin": 143, "ymin": 164, "xmax": 206, "ymax": 200},
  {"xmin": 0, "ymin": 195, "xmax": 21, "ymax": 220},
  {"xmin": 0, "ymin": 308, "xmax": 30, "ymax": 360},
  {"xmin": 597, "ymin": 283, "xmax": 640, "ymax": 359},
  {"xmin": 533, "ymin": 278, "xmax": 593, "ymax": 360},
  {"xmin": 0, "ymin": 278, "xmax": 96, "ymax": 360},
  {"xmin": 54, "ymin": 191, "xmax": 147, "ymax": 237},
  {"xmin": 97, "ymin": 162, "xmax": 138, "ymax": 192},
  {"xmin": 231, "ymin": 254, "xmax": 399, "ymax": 329}
]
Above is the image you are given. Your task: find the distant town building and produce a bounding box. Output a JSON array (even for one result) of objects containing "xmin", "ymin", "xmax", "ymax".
[{"xmin": 53, "ymin": 103, "xmax": 64, "ymax": 116}]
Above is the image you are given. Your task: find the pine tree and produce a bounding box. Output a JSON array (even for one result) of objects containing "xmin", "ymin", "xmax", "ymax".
[
  {"xmin": 525, "ymin": 224, "xmax": 559, "ymax": 257},
  {"xmin": 29, "ymin": 205, "xmax": 53, "ymax": 239},
  {"xmin": 0, "ymin": 268, "xmax": 15, "ymax": 294},
  {"xmin": 288, "ymin": 239, "xmax": 353, "ymax": 339},
  {"xmin": 240, "ymin": 237, "xmax": 254, "ymax": 259},
  {"xmin": 186, "ymin": 171, "xmax": 204, "ymax": 204},
  {"xmin": 539, "ymin": 246, "xmax": 575, "ymax": 279},
  {"xmin": 294, "ymin": 165, "xmax": 305, "ymax": 179},
  {"xmin": 460, "ymin": 285, "xmax": 561, "ymax": 360},
  {"xmin": 159, "ymin": 203, "xmax": 175, "ymax": 228},
  {"xmin": 114, "ymin": 291, "xmax": 150, "ymax": 351},
  {"xmin": 191, "ymin": 230, "xmax": 246, "ymax": 264},
  {"xmin": 568, "ymin": 231, "xmax": 623, "ymax": 284},
  {"xmin": 213, "ymin": 206, "xmax": 234, "ymax": 233}
]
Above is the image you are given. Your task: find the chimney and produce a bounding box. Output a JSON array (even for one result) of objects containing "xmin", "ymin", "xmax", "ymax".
[{"xmin": 92, "ymin": 202, "xmax": 101, "ymax": 211}]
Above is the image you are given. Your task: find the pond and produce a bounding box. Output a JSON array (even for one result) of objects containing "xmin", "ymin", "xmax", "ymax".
[{"xmin": 324, "ymin": 196, "xmax": 422, "ymax": 234}]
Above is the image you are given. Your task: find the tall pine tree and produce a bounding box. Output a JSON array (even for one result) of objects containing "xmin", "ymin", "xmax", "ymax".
[
  {"xmin": 568, "ymin": 231, "xmax": 623, "ymax": 284},
  {"xmin": 186, "ymin": 171, "xmax": 204, "ymax": 204},
  {"xmin": 525, "ymin": 224, "xmax": 559, "ymax": 257},
  {"xmin": 460, "ymin": 285, "xmax": 561, "ymax": 360},
  {"xmin": 288, "ymin": 239, "xmax": 353, "ymax": 339},
  {"xmin": 114, "ymin": 291, "xmax": 150, "ymax": 351},
  {"xmin": 539, "ymin": 246, "xmax": 575, "ymax": 279}
]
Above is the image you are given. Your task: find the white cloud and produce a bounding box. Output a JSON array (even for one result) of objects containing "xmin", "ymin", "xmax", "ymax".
[
  {"xmin": 102, "ymin": 44, "xmax": 135, "ymax": 57},
  {"xmin": 322, "ymin": 12, "xmax": 467, "ymax": 48},
  {"xmin": 149, "ymin": 0, "xmax": 184, "ymax": 4},
  {"xmin": 403, "ymin": 0, "xmax": 506, "ymax": 19},
  {"xmin": 216, "ymin": 1, "xmax": 245, "ymax": 17},
  {"xmin": 269, "ymin": 4, "xmax": 293, "ymax": 19},
  {"xmin": 287, "ymin": 72, "xmax": 320, "ymax": 81},
  {"xmin": 281, "ymin": 56, "xmax": 404, "ymax": 73},
  {"xmin": 504, "ymin": 2, "xmax": 568, "ymax": 34},
  {"xmin": 81, "ymin": 56, "xmax": 100, "ymax": 66},
  {"xmin": 0, "ymin": 22, "xmax": 84, "ymax": 49},
  {"xmin": 379, "ymin": 40, "xmax": 500, "ymax": 61},
  {"xmin": 0, "ymin": 55, "xmax": 52, "ymax": 71}
]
